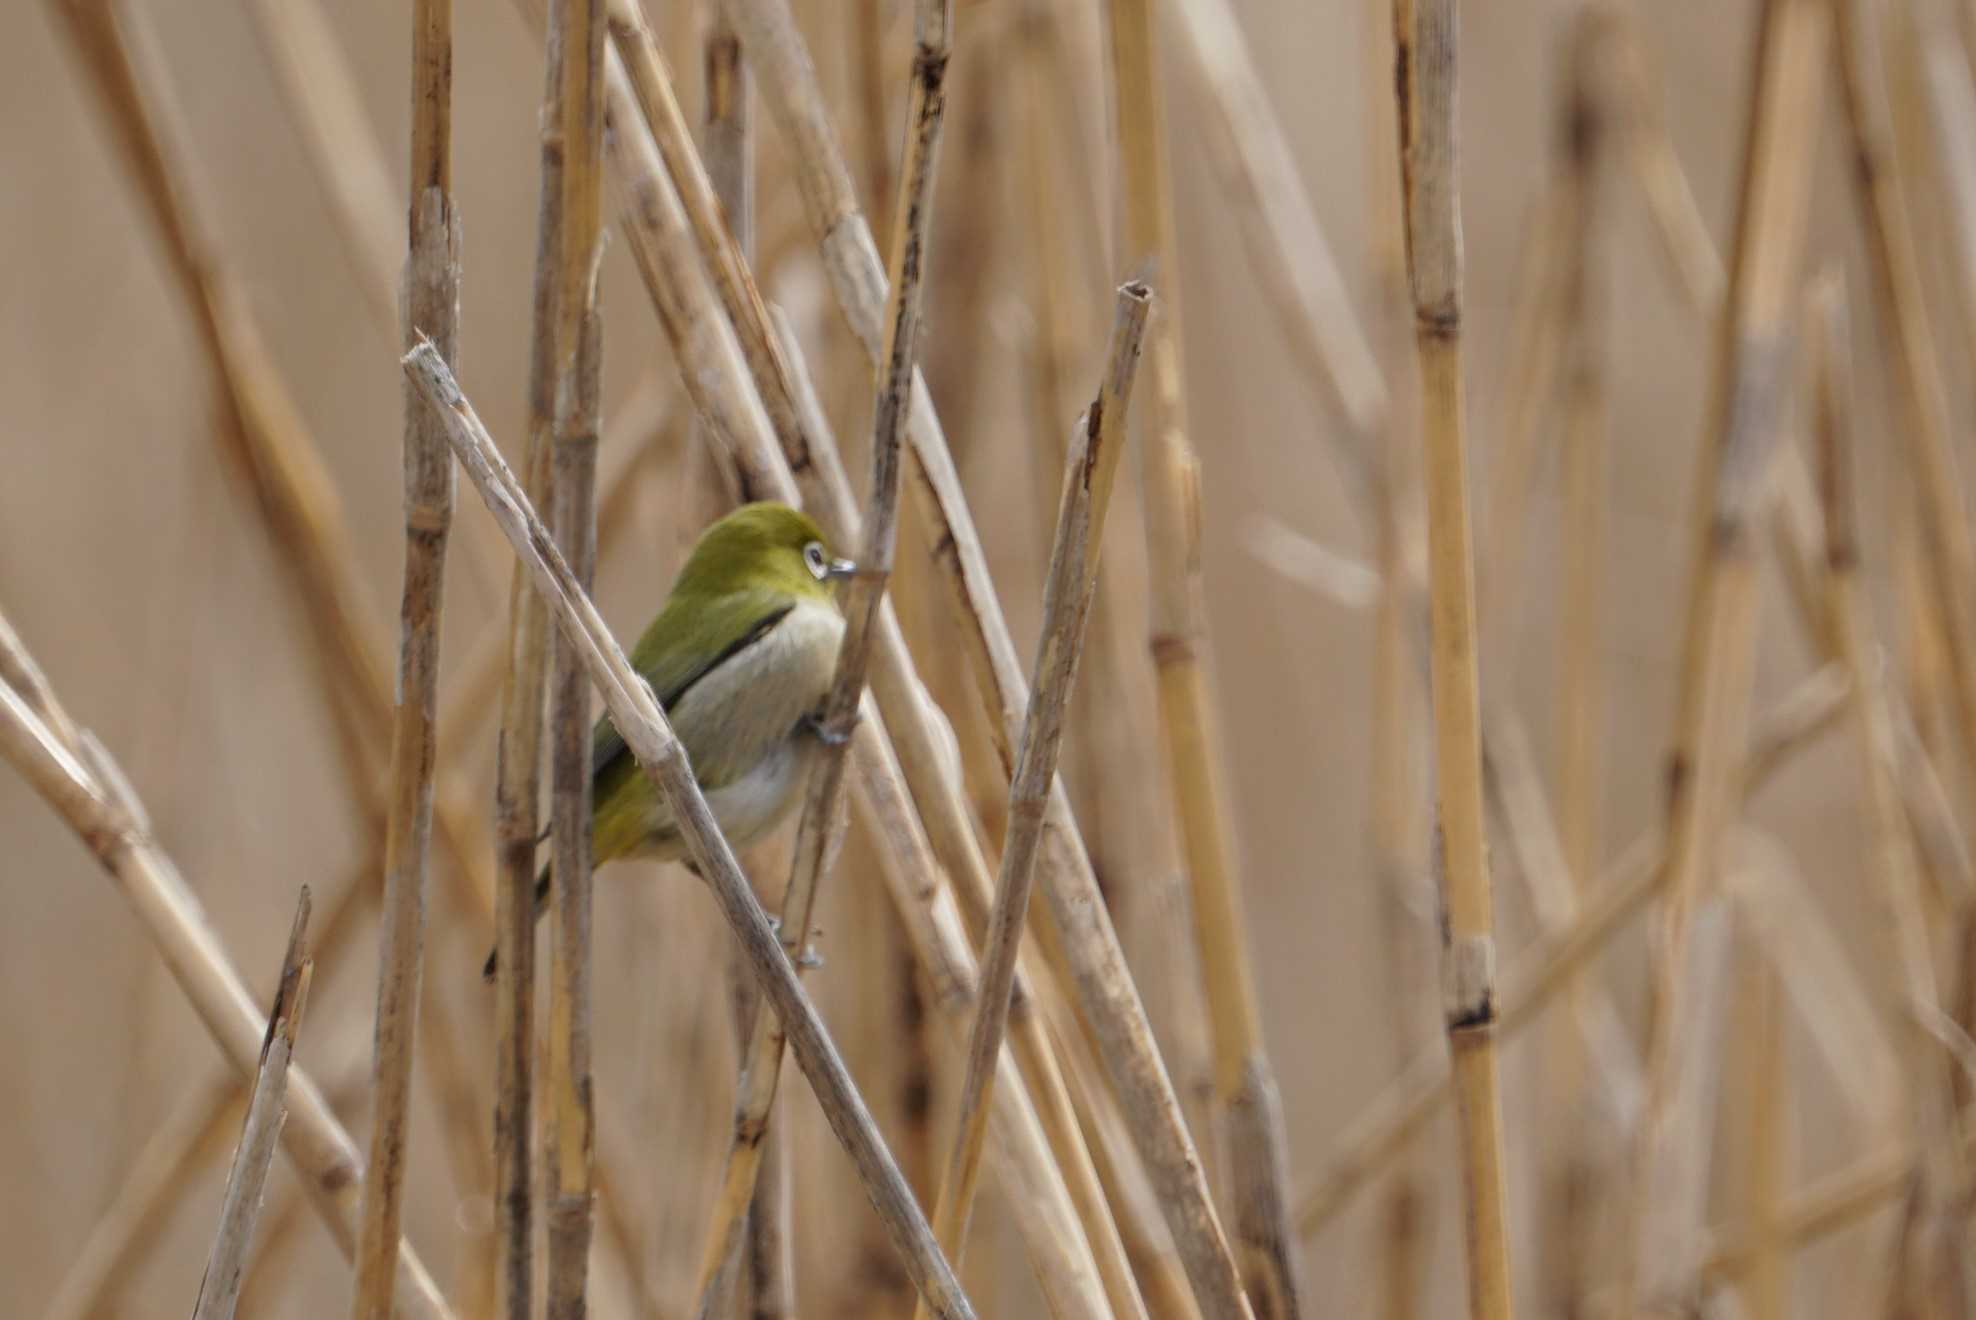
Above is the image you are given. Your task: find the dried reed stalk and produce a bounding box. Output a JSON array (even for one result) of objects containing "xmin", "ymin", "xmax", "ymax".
[
  {"xmin": 1109, "ymin": 0, "xmax": 1298, "ymax": 1312},
  {"xmin": 1612, "ymin": 0, "xmax": 1825, "ymax": 1304},
  {"xmin": 0, "ymin": 618, "xmax": 453, "ymax": 1317},
  {"xmin": 714, "ymin": 1, "xmax": 1248, "ymax": 1308},
  {"xmin": 580, "ymin": 7, "xmax": 1147, "ymax": 1308},
  {"xmin": 350, "ymin": 0, "xmax": 461, "ymax": 1304},
  {"xmin": 922, "ymin": 284, "xmax": 1151, "ymax": 1286},
  {"xmin": 1613, "ymin": 1, "xmax": 1824, "ymax": 1310},
  {"xmin": 541, "ymin": 0, "xmax": 607, "ymax": 1309},
  {"xmin": 1293, "ymin": 662, "xmax": 1845, "ymax": 1236},
  {"xmin": 192, "ymin": 888, "xmax": 314, "ymax": 1320},
  {"xmin": 693, "ymin": 0, "xmax": 951, "ymax": 1301},
  {"xmin": 403, "ymin": 340, "xmax": 978, "ymax": 1319},
  {"xmin": 1543, "ymin": 15, "xmax": 1615, "ymax": 1315},
  {"xmin": 493, "ymin": 0, "xmax": 576, "ymax": 1303},
  {"xmin": 1389, "ymin": 1, "xmax": 1515, "ymax": 1315}
]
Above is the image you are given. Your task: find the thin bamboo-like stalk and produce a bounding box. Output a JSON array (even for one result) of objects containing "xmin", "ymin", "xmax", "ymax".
[
  {"xmin": 403, "ymin": 340, "xmax": 977, "ymax": 1320},
  {"xmin": 493, "ymin": 0, "xmax": 574, "ymax": 1304},
  {"xmin": 1388, "ymin": 2, "xmax": 1514, "ymax": 1316},
  {"xmin": 1544, "ymin": 16, "xmax": 1613, "ymax": 1316},
  {"xmin": 1109, "ymin": 0, "xmax": 1297, "ymax": 1310},
  {"xmin": 692, "ymin": 0, "xmax": 951, "ymax": 1303},
  {"xmin": 542, "ymin": 0, "xmax": 606, "ymax": 1308},
  {"xmin": 577, "ymin": 8, "xmax": 1147, "ymax": 1308},
  {"xmin": 922, "ymin": 285, "xmax": 1151, "ymax": 1288},
  {"xmin": 192, "ymin": 888, "xmax": 314, "ymax": 1320},
  {"xmin": 0, "ymin": 619, "xmax": 453, "ymax": 1317},
  {"xmin": 713, "ymin": 2, "xmax": 1248, "ymax": 1309},
  {"xmin": 1615, "ymin": 0, "xmax": 1824, "ymax": 1308},
  {"xmin": 350, "ymin": 0, "xmax": 460, "ymax": 1304},
  {"xmin": 1293, "ymin": 662, "xmax": 1847, "ymax": 1237},
  {"xmin": 501, "ymin": 9, "xmax": 1125, "ymax": 1306}
]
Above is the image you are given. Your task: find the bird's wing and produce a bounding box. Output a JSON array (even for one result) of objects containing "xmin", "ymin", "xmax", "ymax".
[{"xmin": 588, "ymin": 590, "xmax": 795, "ymax": 814}]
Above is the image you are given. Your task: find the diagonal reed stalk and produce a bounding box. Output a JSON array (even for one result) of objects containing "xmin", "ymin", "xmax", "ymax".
[
  {"xmin": 191, "ymin": 887, "xmax": 313, "ymax": 1320},
  {"xmin": 1613, "ymin": 0, "xmax": 1825, "ymax": 1311},
  {"xmin": 1389, "ymin": 2, "xmax": 1515, "ymax": 1316},
  {"xmin": 403, "ymin": 339, "xmax": 978, "ymax": 1320},
  {"xmin": 920, "ymin": 283, "xmax": 1151, "ymax": 1292},
  {"xmin": 689, "ymin": 0, "xmax": 952, "ymax": 1306},
  {"xmin": 350, "ymin": 0, "xmax": 461, "ymax": 1309},
  {"xmin": 0, "ymin": 615, "xmax": 454, "ymax": 1317},
  {"xmin": 712, "ymin": 0, "xmax": 1252, "ymax": 1310}
]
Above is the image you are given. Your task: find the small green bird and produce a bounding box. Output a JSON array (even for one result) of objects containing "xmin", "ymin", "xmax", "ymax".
[{"xmin": 484, "ymin": 501, "xmax": 856, "ymax": 978}]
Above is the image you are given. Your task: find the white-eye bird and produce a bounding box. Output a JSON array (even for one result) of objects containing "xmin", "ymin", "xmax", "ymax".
[{"xmin": 484, "ymin": 501, "xmax": 855, "ymax": 978}]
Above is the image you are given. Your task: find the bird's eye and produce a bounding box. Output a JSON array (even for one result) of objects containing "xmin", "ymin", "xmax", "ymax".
[{"xmin": 803, "ymin": 542, "xmax": 828, "ymax": 579}]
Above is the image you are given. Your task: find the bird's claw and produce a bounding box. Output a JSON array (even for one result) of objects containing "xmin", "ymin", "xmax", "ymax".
[
  {"xmin": 796, "ymin": 945, "xmax": 824, "ymax": 970},
  {"xmin": 804, "ymin": 710, "xmax": 854, "ymax": 747}
]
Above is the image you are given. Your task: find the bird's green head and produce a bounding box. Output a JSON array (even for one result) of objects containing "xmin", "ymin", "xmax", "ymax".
[{"xmin": 672, "ymin": 502, "xmax": 856, "ymax": 607}]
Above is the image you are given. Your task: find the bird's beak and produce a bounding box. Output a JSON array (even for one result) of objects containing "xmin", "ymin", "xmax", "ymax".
[{"xmin": 824, "ymin": 556, "xmax": 860, "ymax": 581}]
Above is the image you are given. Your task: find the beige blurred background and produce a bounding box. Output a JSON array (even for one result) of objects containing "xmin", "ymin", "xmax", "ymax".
[{"xmin": 0, "ymin": 0, "xmax": 1930, "ymax": 1314}]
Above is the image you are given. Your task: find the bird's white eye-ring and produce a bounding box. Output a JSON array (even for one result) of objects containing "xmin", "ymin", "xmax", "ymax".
[{"xmin": 803, "ymin": 541, "xmax": 829, "ymax": 580}]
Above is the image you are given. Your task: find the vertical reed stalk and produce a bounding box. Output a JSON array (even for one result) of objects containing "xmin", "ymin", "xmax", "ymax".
[
  {"xmin": 920, "ymin": 284, "xmax": 1151, "ymax": 1290},
  {"xmin": 542, "ymin": 0, "xmax": 606, "ymax": 1309},
  {"xmin": 350, "ymin": 0, "xmax": 459, "ymax": 1308},
  {"xmin": 1108, "ymin": 0, "xmax": 1297, "ymax": 1311},
  {"xmin": 1545, "ymin": 14, "xmax": 1614, "ymax": 1317},
  {"xmin": 492, "ymin": 0, "xmax": 569, "ymax": 1305},
  {"xmin": 1389, "ymin": 2, "xmax": 1515, "ymax": 1316},
  {"xmin": 1615, "ymin": 0, "xmax": 1824, "ymax": 1312}
]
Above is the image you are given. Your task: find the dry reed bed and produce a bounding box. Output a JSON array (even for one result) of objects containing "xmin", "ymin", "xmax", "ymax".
[{"xmin": 8, "ymin": 0, "xmax": 1976, "ymax": 1317}]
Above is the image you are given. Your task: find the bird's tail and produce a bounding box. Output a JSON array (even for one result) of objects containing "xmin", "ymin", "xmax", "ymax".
[{"xmin": 480, "ymin": 858, "xmax": 554, "ymax": 982}]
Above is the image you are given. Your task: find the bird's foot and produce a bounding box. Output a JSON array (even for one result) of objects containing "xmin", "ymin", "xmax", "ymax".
[{"xmin": 803, "ymin": 709, "xmax": 855, "ymax": 747}]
